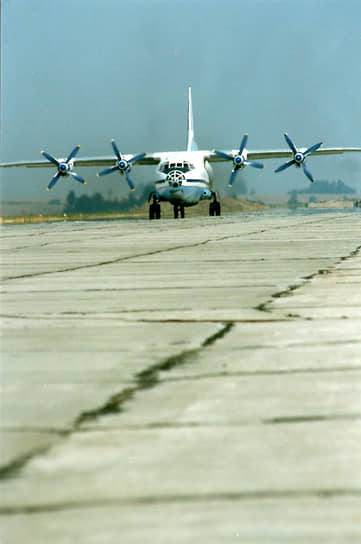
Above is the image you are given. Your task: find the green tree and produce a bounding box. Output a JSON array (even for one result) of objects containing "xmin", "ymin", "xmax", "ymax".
[{"xmin": 64, "ymin": 191, "xmax": 76, "ymax": 213}]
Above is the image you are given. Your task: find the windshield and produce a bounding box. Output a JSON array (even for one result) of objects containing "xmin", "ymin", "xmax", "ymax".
[{"xmin": 160, "ymin": 161, "xmax": 195, "ymax": 174}]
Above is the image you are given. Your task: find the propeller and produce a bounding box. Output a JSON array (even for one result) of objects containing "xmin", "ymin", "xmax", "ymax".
[
  {"xmin": 41, "ymin": 145, "xmax": 86, "ymax": 190},
  {"xmin": 214, "ymin": 133, "xmax": 264, "ymax": 187},
  {"xmin": 275, "ymin": 133, "xmax": 323, "ymax": 182},
  {"xmin": 97, "ymin": 139, "xmax": 147, "ymax": 191}
]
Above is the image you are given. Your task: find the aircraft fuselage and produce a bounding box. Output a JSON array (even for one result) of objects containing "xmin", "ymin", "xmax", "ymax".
[{"xmin": 154, "ymin": 151, "xmax": 213, "ymax": 206}]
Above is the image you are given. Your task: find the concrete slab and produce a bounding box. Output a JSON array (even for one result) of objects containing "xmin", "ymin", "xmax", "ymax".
[
  {"xmin": 2, "ymin": 422, "xmax": 361, "ymax": 507},
  {"xmin": 1, "ymin": 211, "xmax": 361, "ymax": 542},
  {"xmin": 2, "ymin": 498, "xmax": 360, "ymax": 544}
]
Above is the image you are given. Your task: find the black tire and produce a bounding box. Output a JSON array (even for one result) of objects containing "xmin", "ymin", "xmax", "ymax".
[
  {"xmin": 209, "ymin": 202, "xmax": 215, "ymax": 216},
  {"xmin": 149, "ymin": 204, "xmax": 155, "ymax": 220},
  {"xmin": 180, "ymin": 205, "xmax": 185, "ymax": 218},
  {"xmin": 215, "ymin": 201, "xmax": 221, "ymax": 216},
  {"xmin": 155, "ymin": 204, "xmax": 161, "ymax": 219},
  {"xmin": 173, "ymin": 205, "xmax": 179, "ymax": 219}
]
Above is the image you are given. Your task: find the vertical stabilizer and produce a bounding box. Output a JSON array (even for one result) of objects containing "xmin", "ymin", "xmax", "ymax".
[{"xmin": 187, "ymin": 86, "xmax": 198, "ymax": 151}]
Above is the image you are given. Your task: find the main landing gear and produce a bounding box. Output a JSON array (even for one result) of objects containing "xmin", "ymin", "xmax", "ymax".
[
  {"xmin": 148, "ymin": 193, "xmax": 221, "ymax": 220},
  {"xmin": 149, "ymin": 195, "xmax": 161, "ymax": 220},
  {"xmin": 209, "ymin": 192, "xmax": 221, "ymax": 216}
]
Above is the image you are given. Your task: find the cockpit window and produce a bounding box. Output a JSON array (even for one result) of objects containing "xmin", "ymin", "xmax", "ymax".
[{"xmin": 160, "ymin": 161, "xmax": 195, "ymax": 174}]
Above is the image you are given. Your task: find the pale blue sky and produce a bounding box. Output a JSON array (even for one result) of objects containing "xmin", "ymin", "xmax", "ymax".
[{"xmin": 1, "ymin": 0, "xmax": 360, "ymax": 199}]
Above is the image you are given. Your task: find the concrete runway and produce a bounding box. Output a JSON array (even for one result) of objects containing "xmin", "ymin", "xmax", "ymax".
[{"xmin": 1, "ymin": 211, "xmax": 361, "ymax": 542}]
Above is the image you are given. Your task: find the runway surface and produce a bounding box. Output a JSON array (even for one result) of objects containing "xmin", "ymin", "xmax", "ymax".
[{"xmin": 1, "ymin": 210, "xmax": 361, "ymax": 542}]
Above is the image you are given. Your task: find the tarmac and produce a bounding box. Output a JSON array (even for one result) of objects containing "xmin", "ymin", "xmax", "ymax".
[{"xmin": 1, "ymin": 210, "xmax": 361, "ymax": 542}]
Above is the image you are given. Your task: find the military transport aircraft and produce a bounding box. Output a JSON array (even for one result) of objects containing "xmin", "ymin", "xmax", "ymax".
[{"xmin": 1, "ymin": 86, "xmax": 360, "ymax": 219}]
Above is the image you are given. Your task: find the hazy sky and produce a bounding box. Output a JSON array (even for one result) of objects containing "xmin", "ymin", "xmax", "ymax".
[{"xmin": 1, "ymin": 0, "xmax": 360, "ymax": 199}]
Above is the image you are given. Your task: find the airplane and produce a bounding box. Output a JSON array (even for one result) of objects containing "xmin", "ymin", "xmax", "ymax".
[{"xmin": 1, "ymin": 86, "xmax": 361, "ymax": 219}]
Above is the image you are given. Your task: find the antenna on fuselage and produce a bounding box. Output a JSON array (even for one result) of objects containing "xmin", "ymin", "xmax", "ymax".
[{"xmin": 187, "ymin": 86, "xmax": 198, "ymax": 152}]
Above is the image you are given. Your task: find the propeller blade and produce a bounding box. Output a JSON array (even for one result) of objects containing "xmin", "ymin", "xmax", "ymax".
[
  {"xmin": 125, "ymin": 170, "xmax": 136, "ymax": 191},
  {"xmin": 284, "ymin": 133, "xmax": 297, "ymax": 154},
  {"xmin": 68, "ymin": 171, "xmax": 86, "ymax": 184},
  {"xmin": 275, "ymin": 159, "xmax": 296, "ymax": 173},
  {"xmin": 41, "ymin": 150, "xmax": 59, "ymax": 166},
  {"xmin": 228, "ymin": 169, "xmax": 239, "ymax": 187},
  {"xmin": 214, "ymin": 150, "xmax": 234, "ymax": 161},
  {"xmin": 247, "ymin": 160, "xmax": 264, "ymax": 169},
  {"xmin": 128, "ymin": 152, "xmax": 147, "ymax": 164},
  {"xmin": 304, "ymin": 142, "xmax": 322, "ymax": 156},
  {"xmin": 47, "ymin": 172, "xmax": 61, "ymax": 191},
  {"xmin": 66, "ymin": 145, "xmax": 81, "ymax": 163},
  {"xmin": 239, "ymin": 133, "xmax": 248, "ymax": 154},
  {"xmin": 97, "ymin": 166, "xmax": 119, "ymax": 177},
  {"xmin": 111, "ymin": 139, "xmax": 122, "ymax": 160},
  {"xmin": 302, "ymin": 162, "xmax": 314, "ymax": 182}
]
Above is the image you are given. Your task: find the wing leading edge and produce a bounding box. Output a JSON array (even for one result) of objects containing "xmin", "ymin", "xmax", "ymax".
[
  {"xmin": 0, "ymin": 154, "xmax": 161, "ymax": 169},
  {"xmin": 2, "ymin": 147, "xmax": 360, "ymax": 169},
  {"xmin": 204, "ymin": 147, "xmax": 361, "ymax": 163}
]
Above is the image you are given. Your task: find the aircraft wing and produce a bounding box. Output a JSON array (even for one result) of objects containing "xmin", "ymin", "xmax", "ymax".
[
  {"xmin": 204, "ymin": 147, "xmax": 361, "ymax": 162},
  {"xmin": 248, "ymin": 147, "xmax": 361, "ymax": 160},
  {"xmin": 0, "ymin": 153, "xmax": 161, "ymax": 169},
  {"xmin": 2, "ymin": 147, "xmax": 360, "ymax": 169}
]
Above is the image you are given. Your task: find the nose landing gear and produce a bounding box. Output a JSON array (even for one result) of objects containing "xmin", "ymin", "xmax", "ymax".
[{"xmin": 173, "ymin": 204, "xmax": 185, "ymax": 219}]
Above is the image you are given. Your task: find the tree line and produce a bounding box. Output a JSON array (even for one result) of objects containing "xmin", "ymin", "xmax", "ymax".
[
  {"xmin": 289, "ymin": 180, "xmax": 355, "ymax": 195},
  {"xmin": 63, "ymin": 185, "xmax": 152, "ymax": 214}
]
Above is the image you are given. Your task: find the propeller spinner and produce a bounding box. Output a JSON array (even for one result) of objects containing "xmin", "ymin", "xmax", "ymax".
[
  {"xmin": 97, "ymin": 139, "xmax": 146, "ymax": 191},
  {"xmin": 214, "ymin": 134, "xmax": 264, "ymax": 187},
  {"xmin": 275, "ymin": 133, "xmax": 323, "ymax": 182},
  {"xmin": 41, "ymin": 145, "xmax": 86, "ymax": 190}
]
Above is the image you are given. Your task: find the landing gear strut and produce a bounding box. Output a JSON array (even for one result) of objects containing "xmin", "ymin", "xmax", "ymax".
[
  {"xmin": 149, "ymin": 194, "xmax": 161, "ymax": 220},
  {"xmin": 173, "ymin": 204, "xmax": 185, "ymax": 219},
  {"xmin": 209, "ymin": 192, "xmax": 221, "ymax": 216}
]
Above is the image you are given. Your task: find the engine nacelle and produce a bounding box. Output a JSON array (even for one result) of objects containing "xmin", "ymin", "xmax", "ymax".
[{"xmin": 233, "ymin": 154, "xmax": 247, "ymax": 169}]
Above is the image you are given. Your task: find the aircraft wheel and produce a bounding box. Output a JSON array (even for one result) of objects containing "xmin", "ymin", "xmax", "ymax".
[
  {"xmin": 149, "ymin": 194, "xmax": 161, "ymax": 220},
  {"xmin": 209, "ymin": 201, "xmax": 221, "ymax": 216},
  {"xmin": 173, "ymin": 205, "xmax": 179, "ymax": 219},
  {"xmin": 180, "ymin": 205, "xmax": 185, "ymax": 218},
  {"xmin": 149, "ymin": 203, "xmax": 160, "ymax": 220}
]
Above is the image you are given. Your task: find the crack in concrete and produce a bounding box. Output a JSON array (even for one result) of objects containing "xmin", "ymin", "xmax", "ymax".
[
  {"xmin": 3, "ymin": 215, "xmax": 342, "ymax": 282},
  {"xmin": 2, "ymin": 231, "xmax": 252, "ymax": 281},
  {"xmin": 74, "ymin": 323, "xmax": 234, "ymax": 427},
  {"xmin": 0, "ymin": 445, "xmax": 57, "ymax": 480},
  {"xmin": 3, "ymin": 243, "xmax": 205, "ymax": 281},
  {"xmin": 0, "ymin": 323, "xmax": 234, "ymax": 480},
  {"xmin": 1, "ymin": 219, "xmax": 359, "ymax": 491},
  {"xmin": 1, "ymin": 488, "xmax": 361, "ymax": 516},
  {"xmin": 256, "ymin": 244, "xmax": 361, "ymax": 315}
]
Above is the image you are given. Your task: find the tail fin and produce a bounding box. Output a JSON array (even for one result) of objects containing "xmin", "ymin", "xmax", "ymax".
[{"xmin": 187, "ymin": 86, "xmax": 198, "ymax": 151}]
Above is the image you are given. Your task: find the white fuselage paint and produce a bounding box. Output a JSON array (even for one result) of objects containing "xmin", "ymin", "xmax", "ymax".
[{"xmin": 154, "ymin": 151, "xmax": 214, "ymax": 206}]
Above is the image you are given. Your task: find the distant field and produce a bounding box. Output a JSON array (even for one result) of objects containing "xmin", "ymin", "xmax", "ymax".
[
  {"xmin": 0, "ymin": 200, "xmax": 64, "ymax": 217},
  {"xmin": 0, "ymin": 198, "xmax": 268, "ymax": 224}
]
